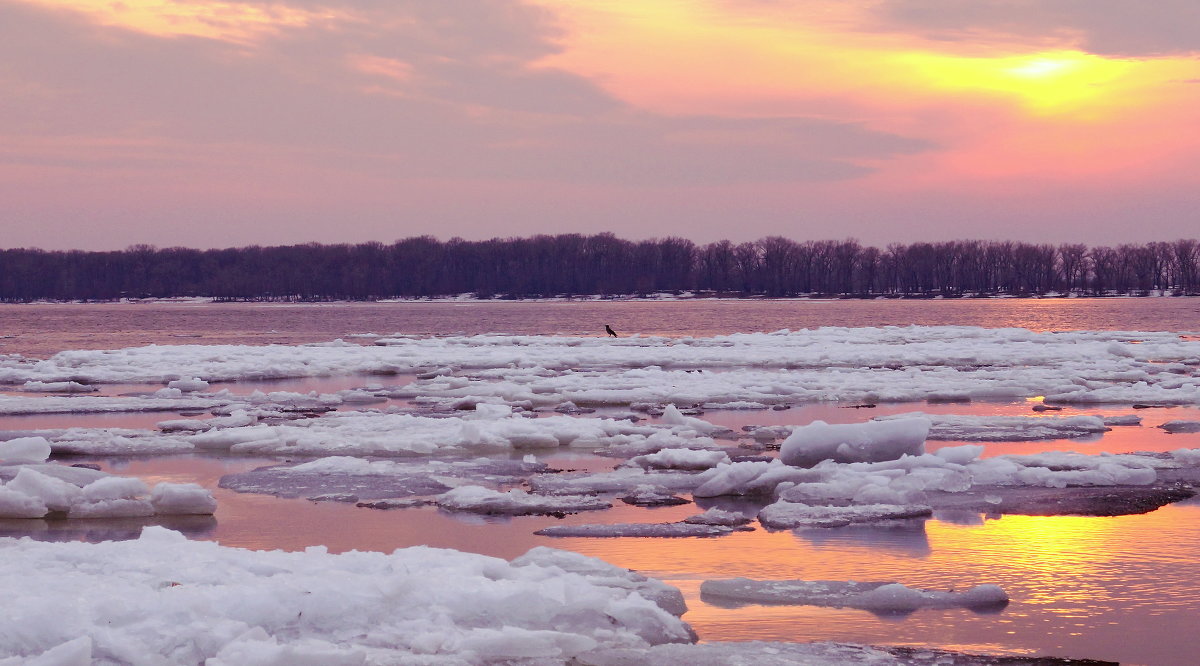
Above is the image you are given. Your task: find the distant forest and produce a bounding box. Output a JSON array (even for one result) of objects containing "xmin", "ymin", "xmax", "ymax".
[{"xmin": 2, "ymin": 235, "xmax": 1200, "ymax": 301}]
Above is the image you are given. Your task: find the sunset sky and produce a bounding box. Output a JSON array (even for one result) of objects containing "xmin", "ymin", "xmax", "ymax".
[{"xmin": 3, "ymin": 0, "xmax": 1199, "ymax": 250}]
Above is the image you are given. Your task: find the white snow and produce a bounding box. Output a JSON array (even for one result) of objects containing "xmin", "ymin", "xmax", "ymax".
[
  {"xmin": 0, "ymin": 529, "xmax": 693, "ymax": 663},
  {"xmin": 780, "ymin": 418, "xmax": 930, "ymax": 467}
]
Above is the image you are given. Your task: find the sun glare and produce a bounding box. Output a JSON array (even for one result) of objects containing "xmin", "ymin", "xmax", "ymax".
[{"xmin": 898, "ymin": 50, "xmax": 1133, "ymax": 116}]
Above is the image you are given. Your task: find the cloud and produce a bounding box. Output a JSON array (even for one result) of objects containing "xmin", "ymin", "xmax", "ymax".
[
  {"xmin": 873, "ymin": 0, "xmax": 1200, "ymax": 57},
  {"xmin": 0, "ymin": 0, "xmax": 931, "ymax": 189}
]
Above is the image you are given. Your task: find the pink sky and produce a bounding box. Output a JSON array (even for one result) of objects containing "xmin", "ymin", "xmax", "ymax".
[{"xmin": 3, "ymin": 0, "xmax": 1199, "ymax": 250}]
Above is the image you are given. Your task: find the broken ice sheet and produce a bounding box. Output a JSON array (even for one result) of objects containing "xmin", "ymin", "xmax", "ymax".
[{"xmin": 700, "ymin": 578, "xmax": 1009, "ymax": 615}]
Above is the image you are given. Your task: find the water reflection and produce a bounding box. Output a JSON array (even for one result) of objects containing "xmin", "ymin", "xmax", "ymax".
[
  {"xmin": 794, "ymin": 519, "xmax": 932, "ymax": 558},
  {"xmin": 0, "ymin": 514, "xmax": 216, "ymax": 542}
]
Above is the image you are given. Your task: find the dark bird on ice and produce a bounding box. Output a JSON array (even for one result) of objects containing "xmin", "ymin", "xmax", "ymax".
[{"xmin": 605, "ymin": 324, "xmax": 618, "ymax": 337}]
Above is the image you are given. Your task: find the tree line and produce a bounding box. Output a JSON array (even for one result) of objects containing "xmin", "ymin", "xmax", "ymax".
[{"xmin": 1, "ymin": 235, "xmax": 1199, "ymax": 301}]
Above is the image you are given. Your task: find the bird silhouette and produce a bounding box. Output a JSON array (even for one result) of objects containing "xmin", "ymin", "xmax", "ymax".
[{"xmin": 605, "ymin": 324, "xmax": 617, "ymax": 337}]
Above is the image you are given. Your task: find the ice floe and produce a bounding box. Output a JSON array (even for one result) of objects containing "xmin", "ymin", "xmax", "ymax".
[
  {"xmin": 0, "ymin": 530, "xmax": 693, "ymax": 663},
  {"xmin": 700, "ymin": 578, "xmax": 1009, "ymax": 613}
]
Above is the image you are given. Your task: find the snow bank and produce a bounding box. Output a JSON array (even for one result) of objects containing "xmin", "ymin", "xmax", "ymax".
[
  {"xmin": 0, "ymin": 529, "xmax": 694, "ymax": 663},
  {"xmin": 779, "ymin": 418, "xmax": 930, "ymax": 467},
  {"xmin": 700, "ymin": 578, "xmax": 1008, "ymax": 613}
]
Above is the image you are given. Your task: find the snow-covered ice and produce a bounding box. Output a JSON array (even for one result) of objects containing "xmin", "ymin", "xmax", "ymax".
[{"xmin": 0, "ymin": 529, "xmax": 693, "ymax": 663}]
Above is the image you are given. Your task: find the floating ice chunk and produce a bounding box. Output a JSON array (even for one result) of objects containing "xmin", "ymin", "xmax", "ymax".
[
  {"xmin": 621, "ymin": 486, "xmax": 690, "ymax": 506},
  {"xmin": 660, "ymin": 405, "xmax": 727, "ymax": 435},
  {"xmin": 221, "ymin": 458, "xmax": 543, "ymax": 502},
  {"xmin": 692, "ymin": 460, "xmax": 814, "ymax": 498},
  {"xmin": 20, "ymin": 380, "xmax": 97, "ymax": 393},
  {"xmin": 50, "ymin": 429, "xmax": 195, "ymax": 456},
  {"xmin": 0, "ymin": 437, "xmax": 52, "ymax": 464},
  {"xmin": 1160, "ymin": 420, "xmax": 1200, "ymax": 434},
  {"xmin": 933, "ymin": 444, "xmax": 985, "ymax": 465},
  {"xmin": 758, "ymin": 501, "xmax": 933, "ymax": 529},
  {"xmin": 627, "ymin": 448, "xmax": 730, "ymax": 471},
  {"xmin": 437, "ymin": 486, "xmax": 611, "ymax": 515},
  {"xmin": 338, "ymin": 389, "xmax": 386, "ymax": 405},
  {"xmin": 779, "ymin": 418, "xmax": 930, "ymax": 467},
  {"xmin": 1103, "ymin": 414, "xmax": 1142, "ymax": 426},
  {"xmin": 157, "ymin": 418, "xmax": 211, "ymax": 432},
  {"xmin": 876, "ymin": 413, "xmax": 1109, "ymax": 442},
  {"xmin": 150, "ymin": 483, "xmax": 217, "ymax": 515},
  {"xmin": 5, "ymin": 467, "xmax": 81, "ymax": 512},
  {"xmin": 0, "ymin": 486, "xmax": 48, "ymax": 518},
  {"xmin": 0, "ymin": 394, "xmax": 230, "ymax": 416},
  {"xmin": 683, "ymin": 508, "xmax": 753, "ymax": 526},
  {"xmin": 535, "ymin": 522, "xmax": 735, "ymax": 538},
  {"xmin": 167, "ymin": 377, "xmax": 209, "ymax": 392},
  {"xmin": 532, "ymin": 467, "xmax": 713, "ymax": 496},
  {"xmin": 700, "ymin": 578, "xmax": 1008, "ymax": 613},
  {"xmin": 68, "ymin": 498, "xmax": 155, "ymax": 518},
  {"xmin": 81, "ymin": 476, "xmax": 149, "ymax": 502}
]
